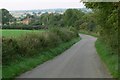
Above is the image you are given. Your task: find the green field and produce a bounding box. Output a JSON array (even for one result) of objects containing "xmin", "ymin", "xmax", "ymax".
[{"xmin": 1, "ymin": 29, "xmax": 45, "ymax": 38}]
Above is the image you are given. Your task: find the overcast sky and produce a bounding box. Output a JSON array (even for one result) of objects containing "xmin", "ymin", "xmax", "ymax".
[{"xmin": 0, "ymin": 0, "xmax": 85, "ymax": 11}]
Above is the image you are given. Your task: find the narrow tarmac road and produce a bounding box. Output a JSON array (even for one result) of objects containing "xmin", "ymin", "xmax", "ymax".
[{"xmin": 18, "ymin": 34, "xmax": 112, "ymax": 78}]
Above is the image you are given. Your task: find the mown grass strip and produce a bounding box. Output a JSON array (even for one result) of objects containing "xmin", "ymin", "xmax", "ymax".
[
  {"xmin": 2, "ymin": 37, "xmax": 80, "ymax": 79},
  {"xmin": 95, "ymin": 39, "xmax": 119, "ymax": 78}
]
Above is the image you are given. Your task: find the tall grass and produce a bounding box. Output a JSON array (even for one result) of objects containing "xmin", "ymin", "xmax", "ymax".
[
  {"xmin": 3, "ymin": 28, "xmax": 78, "ymax": 65},
  {"xmin": 3, "ymin": 37, "xmax": 80, "ymax": 79},
  {"xmin": 2, "ymin": 28, "xmax": 80, "ymax": 78}
]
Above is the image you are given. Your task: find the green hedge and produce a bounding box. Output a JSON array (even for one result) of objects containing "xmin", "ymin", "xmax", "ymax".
[
  {"xmin": 2, "ymin": 24, "xmax": 44, "ymax": 30},
  {"xmin": 2, "ymin": 28, "xmax": 78, "ymax": 66},
  {"xmin": 3, "ymin": 37, "xmax": 80, "ymax": 79}
]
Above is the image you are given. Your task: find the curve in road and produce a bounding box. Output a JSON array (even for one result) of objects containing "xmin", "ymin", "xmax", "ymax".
[{"xmin": 18, "ymin": 34, "xmax": 112, "ymax": 78}]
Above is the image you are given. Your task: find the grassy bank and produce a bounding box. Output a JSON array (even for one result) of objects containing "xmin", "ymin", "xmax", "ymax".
[
  {"xmin": 80, "ymin": 31, "xmax": 118, "ymax": 78},
  {"xmin": 95, "ymin": 39, "xmax": 119, "ymax": 78},
  {"xmin": 3, "ymin": 37, "xmax": 80, "ymax": 79}
]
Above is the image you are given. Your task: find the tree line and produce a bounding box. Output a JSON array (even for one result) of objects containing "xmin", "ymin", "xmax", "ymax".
[
  {"xmin": 83, "ymin": 2, "xmax": 119, "ymax": 55},
  {"xmin": 1, "ymin": 8, "xmax": 96, "ymax": 32},
  {"xmin": 1, "ymin": 5, "xmax": 118, "ymax": 55}
]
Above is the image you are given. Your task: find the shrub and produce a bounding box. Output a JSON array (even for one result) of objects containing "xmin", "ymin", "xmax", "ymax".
[
  {"xmin": 69, "ymin": 27, "xmax": 79, "ymax": 37},
  {"xmin": 18, "ymin": 32, "xmax": 62, "ymax": 56},
  {"xmin": 2, "ymin": 28, "xmax": 78, "ymax": 66},
  {"xmin": 2, "ymin": 24, "xmax": 43, "ymax": 30},
  {"xmin": 50, "ymin": 27, "xmax": 78, "ymax": 42},
  {"xmin": 18, "ymin": 33, "xmax": 42, "ymax": 56},
  {"xmin": 2, "ymin": 37, "xmax": 21, "ymax": 65},
  {"xmin": 43, "ymin": 32, "xmax": 62, "ymax": 47}
]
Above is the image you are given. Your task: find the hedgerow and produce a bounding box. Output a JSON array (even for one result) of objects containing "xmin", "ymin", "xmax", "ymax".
[{"xmin": 2, "ymin": 28, "xmax": 78, "ymax": 66}]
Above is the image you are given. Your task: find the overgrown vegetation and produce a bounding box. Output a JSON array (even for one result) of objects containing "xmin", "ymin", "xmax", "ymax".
[
  {"xmin": 83, "ymin": 2, "xmax": 119, "ymax": 78},
  {"xmin": 2, "ymin": 24, "xmax": 47, "ymax": 30},
  {"xmin": 95, "ymin": 39, "xmax": 119, "ymax": 78},
  {"xmin": 2, "ymin": 28, "xmax": 78, "ymax": 65},
  {"xmin": 2, "ymin": 27, "xmax": 80, "ymax": 78},
  {"xmin": 1, "ymin": 3, "xmax": 119, "ymax": 78},
  {"xmin": 3, "ymin": 38, "xmax": 80, "ymax": 79},
  {"xmin": 84, "ymin": 2, "xmax": 118, "ymax": 55}
]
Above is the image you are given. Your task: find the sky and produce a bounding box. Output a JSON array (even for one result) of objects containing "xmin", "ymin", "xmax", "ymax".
[{"xmin": 0, "ymin": 0, "xmax": 85, "ymax": 11}]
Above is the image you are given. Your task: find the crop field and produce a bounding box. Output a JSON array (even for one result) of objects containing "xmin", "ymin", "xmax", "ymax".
[{"xmin": 1, "ymin": 29, "xmax": 45, "ymax": 38}]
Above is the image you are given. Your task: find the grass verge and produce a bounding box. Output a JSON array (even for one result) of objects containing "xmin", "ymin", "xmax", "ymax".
[
  {"xmin": 95, "ymin": 39, "xmax": 119, "ymax": 78},
  {"xmin": 80, "ymin": 30, "xmax": 119, "ymax": 78},
  {"xmin": 2, "ymin": 37, "xmax": 80, "ymax": 79}
]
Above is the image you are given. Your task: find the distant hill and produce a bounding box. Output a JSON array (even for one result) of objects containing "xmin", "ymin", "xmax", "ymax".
[
  {"xmin": 10, "ymin": 8, "xmax": 91, "ymax": 13},
  {"xmin": 10, "ymin": 8, "xmax": 92, "ymax": 18}
]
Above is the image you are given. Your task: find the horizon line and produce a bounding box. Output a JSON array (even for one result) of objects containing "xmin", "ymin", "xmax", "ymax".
[{"xmin": 1, "ymin": 7, "xmax": 86, "ymax": 11}]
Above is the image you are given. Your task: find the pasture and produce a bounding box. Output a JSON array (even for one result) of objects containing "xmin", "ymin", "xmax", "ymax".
[{"xmin": 1, "ymin": 29, "xmax": 45, "ymax": 38}]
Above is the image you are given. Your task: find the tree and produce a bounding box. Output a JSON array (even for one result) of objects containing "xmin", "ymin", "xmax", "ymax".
[
  {"xmin": 80, "ymin": 12, "xmax": 97, "ymax": 32},
  {"xmin": 48, "ymin": 13, "xmax": 64, "ymax": 27},
  {"xmin": 83, "ymin": 2, "xmax": 118, "ymax": 54},
  {"xmin": 1, "ymin": 8, "xmax": 15, "ymax": 25},
  {"xmin": 40, "ymin": 13, "xmax": 64, "ymax": 27},
  {"xmin": 63, "ymin": 9, "xmax": 85, "ymax": 28}
]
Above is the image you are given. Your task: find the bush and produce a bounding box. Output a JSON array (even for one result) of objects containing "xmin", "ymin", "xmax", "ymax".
[
  {"xmin": 69, "ymin": 27, "xmax": 79, "ymax": 37},
  {"xmin": 50, "ymin": 27, "xmax": 78, "ymax": 42},
  {"xmin": 43, "ymin": 32, "xmax": 62, "ymax": 47},
  {"xmin": 2, "ymin": 37, "xmax": 21, "ymax": 65},
  {"xmin": 2, "ymin": 24, "xmax": 43, "ymax": 30},
  {"xmin": 2, "ymin": 28, "xmax": 78, "ymax": 66},
  {"xmin": 18, "ymin": 32, "xmax": 62, "ymax": 56}
]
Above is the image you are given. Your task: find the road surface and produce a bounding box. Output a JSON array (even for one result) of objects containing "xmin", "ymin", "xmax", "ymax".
[{"xmin": 18, "ymin": 34, "xmax": 112, "ymax": 78}]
